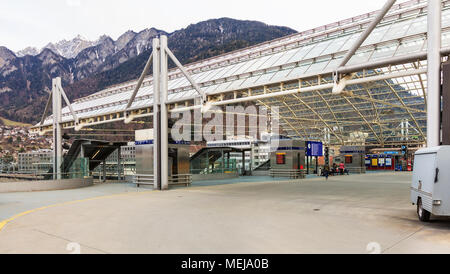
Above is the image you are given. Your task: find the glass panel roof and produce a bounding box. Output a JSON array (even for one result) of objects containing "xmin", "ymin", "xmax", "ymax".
[{"xmin": 40, "ymin": 0, "xmax": 441, "ymax": 146}]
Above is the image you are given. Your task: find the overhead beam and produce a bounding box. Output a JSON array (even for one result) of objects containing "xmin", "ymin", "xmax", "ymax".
[
  {"xmin": 170, "ymin": 68, "xmax": 427, "ymax": 112},
  {"xmin": 339, "ymin": 0, "xmax": 396, "ymax": 68}
]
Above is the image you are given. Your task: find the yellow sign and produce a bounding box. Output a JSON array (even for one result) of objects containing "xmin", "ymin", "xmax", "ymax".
[{"xmin": 371, "ymin": 159, "xmax": 378, "ymax": 167}]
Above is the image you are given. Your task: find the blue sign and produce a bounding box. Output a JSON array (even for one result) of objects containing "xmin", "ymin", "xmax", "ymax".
[
  {"xmin": 306, "ymin": 141, "xmax": 323, "ymax": 157},
  {"xmin": 384, "ymin": 151, "xmax": 399, "ymax": 155},
  {"xmin": 135, "ymin": 140, "xmax": 154, "ymax": 146}
]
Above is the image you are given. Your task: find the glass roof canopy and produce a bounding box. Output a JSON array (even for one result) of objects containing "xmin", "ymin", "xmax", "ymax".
[{"xmin": 36, "ymin": 0, "xmax": 449, "ymax": 146}]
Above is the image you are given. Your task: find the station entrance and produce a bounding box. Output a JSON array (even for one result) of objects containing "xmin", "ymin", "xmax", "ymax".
[{"xmin": 31, "ymin": 0, "xmax": 447, "ymax": 190}]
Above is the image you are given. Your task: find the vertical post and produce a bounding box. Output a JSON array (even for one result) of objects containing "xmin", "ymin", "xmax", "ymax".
[
  {"xmin": 306, "ymin": 156, "xmax": 309, "ymax": 175},
  {"xmin": 401, "ymin": 120, "xmax": 405, "ymax": 141},
  {"xmin": 102, "ymin": 160, "xmax": 106, "ymax": 182},
  {"xmin": 242, "ymin": 151, "xmax": 245, "ymax": 176},
  {"xmin": 250, "ymin": 143, "xmax": 254, "ymax": 175},
  {"xmin": 117, "ymin": 147, "xmax": 122, "ymax": 181},
  {"xmin": 160, "ymin": 35, "xmax": 169, "ymax": 190},
  {"xmin": 153, "ymin": 38, "xmax": 161, "ymax": 190},
  {"xmin": 52, "ymin": 79, "xmax": 57, "ymax": 180},
  {"xmin": 52, "ymin": 78, "xmax": 62, "ymax": 180},
  {"xmin": 205, "ymin": 150, "xmax": 209, "ymax": 173},
  {"xmin": 315, "ymin": 156, "xmax": 318, "ymax": 174},
  {"xmin": 406, "ymin": 120, "xmax": 409, "ymax": 142},
  {"xmin": 221, "ymin": 149, "xmax": 225, "ymax": 173},
  {"xmin": 427, "ymin": 0, "xmax": 442, "ymax": 147},
  {"xmin": 80, "ymin": 144, "xmax": 85, "ymax": 178}
]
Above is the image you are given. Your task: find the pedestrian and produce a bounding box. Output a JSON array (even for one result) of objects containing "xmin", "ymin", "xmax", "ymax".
[
  {"xmin": 324, "ymin": 165, "xmax": 330, "ymax": 180},
  {"xmin": 339, "ymin": 162, "xmax": 345, "ymax": 175}
]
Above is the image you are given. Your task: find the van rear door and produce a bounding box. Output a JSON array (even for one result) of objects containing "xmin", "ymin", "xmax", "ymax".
[{"xmin": 412, "ymin": 152, "xmax": 436, "ymax": 211}]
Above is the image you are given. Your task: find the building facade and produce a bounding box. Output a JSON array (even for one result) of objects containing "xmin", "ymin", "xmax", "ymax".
[{"xmin": 18, "ymin": 149, "xmax": 53, "ymax": 174}]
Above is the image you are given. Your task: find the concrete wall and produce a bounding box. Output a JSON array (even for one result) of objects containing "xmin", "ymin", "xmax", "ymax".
[
  {"xmin": 0, "ymin": 177, "xmax": 94, "ymax": 193},
  {"xmin": 192, "ymin": 172, "xmax": 238, "ymax": 182}
]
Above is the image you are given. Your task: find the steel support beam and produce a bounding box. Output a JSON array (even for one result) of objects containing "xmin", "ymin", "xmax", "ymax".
[
  {"xmin": 52, "ymin": 78, "xmax": 63, "ymax": 180},
  {"xmin": 160, "ymin": 35, "xmax": 169, "ymax": 191},
  {"xmin": 339, "ymin": 0, "xmax": 396, "ymax": 68},
  {"xmin": 338, "ymin": 47, "xmax": 450, "ymax": 75},
  {"xmin": 58, "ymin": 84, "xmax": 79, "ymax": 128},
  {"xmin": 153, "ymin": 38, "xmax": 161, "ymax": 190},
  {"xmin": 165, "ymin": 47, "xmax": 206, "ymax": 102},
  {"xmin": 333, "ymin": 0, "xmax": 396, "ymax": 94},
  {"xmin": 170, "ymin": 68, "xmax": 427, "ymax": 112},
  {"xmin": 427, "ymin": 0, "xmax": 442, "ymax": 147},
  {"xmin": 126, "ymin": 52, "xmax": 153, "ymax": 111},
  {"xmin": 40, "ymin": 91, "xmax": 52, "ymax": 127}
]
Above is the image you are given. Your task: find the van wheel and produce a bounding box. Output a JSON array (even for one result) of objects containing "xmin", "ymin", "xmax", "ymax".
[{"xmin": 417, "ymin": 198, "xmax": 431, "ymax": 222}]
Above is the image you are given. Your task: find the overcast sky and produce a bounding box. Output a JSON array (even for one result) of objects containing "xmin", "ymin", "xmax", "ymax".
[{"xmin": 1, "ymin": 0, "xmax": 392, "ymax": 52}]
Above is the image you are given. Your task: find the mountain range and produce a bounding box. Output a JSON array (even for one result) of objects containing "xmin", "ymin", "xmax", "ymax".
[{"xmin": 0, "ymin": 18, "xmax": 296, "ymax": 124}]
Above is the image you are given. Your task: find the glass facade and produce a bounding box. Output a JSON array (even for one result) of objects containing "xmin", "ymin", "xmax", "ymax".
[{"xmin": 37, "ymin": 0, "xmax": 441, "ymax": 146}]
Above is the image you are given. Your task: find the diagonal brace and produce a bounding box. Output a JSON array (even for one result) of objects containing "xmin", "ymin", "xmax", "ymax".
[
  {"xmin": 125, "ymin": 51, "xmax": 154, "ymax": 111},
  {"xmin": 165, "ymin": 47, "xmax": 206, "ymax": 103}
]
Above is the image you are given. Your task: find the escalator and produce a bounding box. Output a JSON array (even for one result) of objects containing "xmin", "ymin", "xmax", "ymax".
[
  {"xmin": 46, "ymin": 139, "xmax": 127, "ymax": 179},
  {"xmin": 254, "ymin": 160, "xmax": 270, "ymax": 171}
]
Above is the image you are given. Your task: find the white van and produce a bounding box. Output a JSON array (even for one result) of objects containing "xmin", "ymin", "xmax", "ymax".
[{"xmin": 411, "ymin": 146, "xmax": 450, "ymax": 222}]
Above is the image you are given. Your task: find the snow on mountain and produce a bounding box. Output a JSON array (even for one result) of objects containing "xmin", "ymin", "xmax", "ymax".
[
  {"xmin": 43, "ymin": 35, "xmax": 98, "ymax": 59},
  {"xmin": 16, "ymin": 35, "xmax": 99, "ymax": 59},
  {"xmin": 16, "ymin": 47, "xmax": 39, "ymax": 57}
]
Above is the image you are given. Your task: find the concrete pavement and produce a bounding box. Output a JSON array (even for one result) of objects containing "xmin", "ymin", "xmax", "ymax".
[{"xmin": 0, "ymin": 173, "xmax": 450, "ymax": 254}]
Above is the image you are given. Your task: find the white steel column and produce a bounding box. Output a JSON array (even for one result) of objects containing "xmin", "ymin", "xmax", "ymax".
[
  {"xmin": 401, "ymin": 120, "xmax": 405, "ymax": 141},
  {"xmin": 153, "ymin": 38, "xmax": 161, "ymax": 190},
  {"xmin": 160, "ymin": 35, "xmax": 169, "ymax": 190},
  {"xmin": 427, "ymin": 0, "xmax": 442, "ymax": 147},
  {"xmin": 52, "ymin": 78, "xmax": 63, "ymax": 180}
]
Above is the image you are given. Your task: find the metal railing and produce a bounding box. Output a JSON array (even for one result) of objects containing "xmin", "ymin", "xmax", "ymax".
[
  {"xmin": 0, "ymin": 171, "xmax": 89, "ymax": 181},
  {"xmin": 134, "ymin": 173, "xmax": 192, "ymax": 188},
  {"xmin": 190, "ymin": 168, "xmax": 238, "ymax": 175},
  {"xmin": 269, "ymin": 169, "xmax": 305, "ymax": 179}
]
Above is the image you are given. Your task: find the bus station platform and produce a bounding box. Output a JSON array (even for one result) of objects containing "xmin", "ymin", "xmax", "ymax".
[{"xmin": 1, "ymin": 172, "xmax": 450, "ymax": 254}]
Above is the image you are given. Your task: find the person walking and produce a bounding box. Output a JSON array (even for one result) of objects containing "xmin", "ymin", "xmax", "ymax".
[{"xmin": 324, "ymin": 165, "xmax": 330, "ymax": 180}]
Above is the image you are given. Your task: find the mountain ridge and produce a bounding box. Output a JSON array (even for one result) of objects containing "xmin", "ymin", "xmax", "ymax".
[{"xmin": 0, "ymin": 18, "xmax": 297, "ymax": 124}]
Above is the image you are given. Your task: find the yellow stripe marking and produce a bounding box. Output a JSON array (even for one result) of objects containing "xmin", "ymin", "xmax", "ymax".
[
  {"xmin": 0, "ymin": 190, "xmax": 154, "ymax": 232},
  {"xmin": 0, "ymin": 179, "xmax": 296, "ymax": 232}
]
